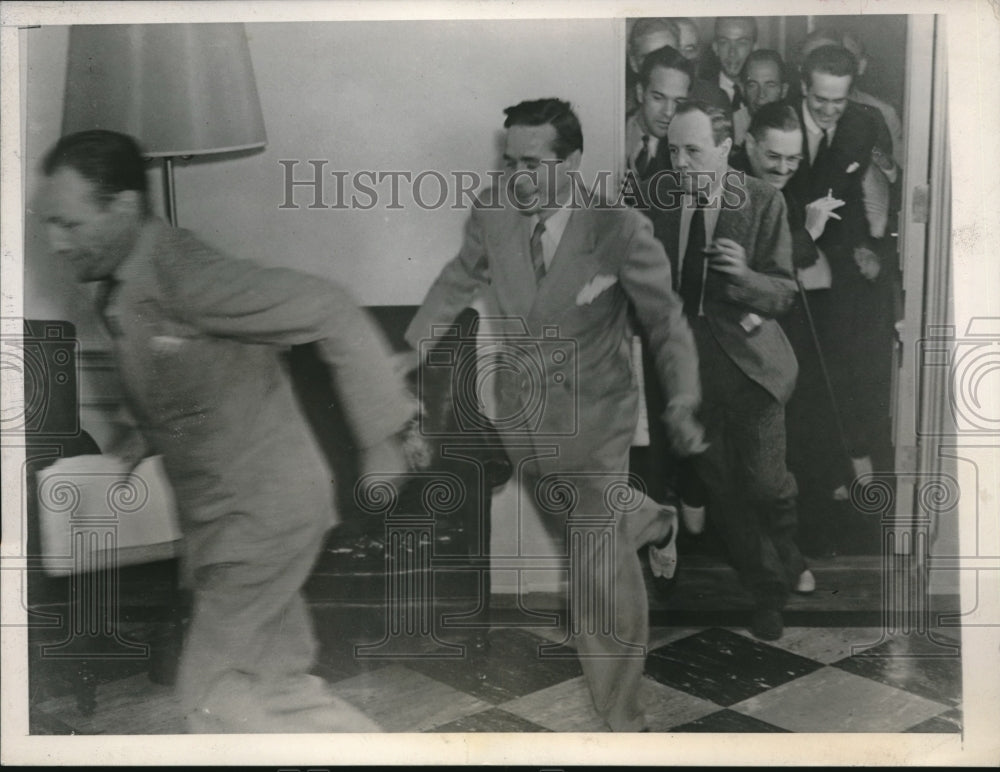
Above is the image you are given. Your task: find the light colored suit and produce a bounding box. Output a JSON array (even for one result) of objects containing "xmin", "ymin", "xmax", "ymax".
[
  {"xmin": 102, "ymin": 218, "xmax": 414, "ymax": 731},
  {"xmin": 406, "ymin": 188, "xmax": 700, "ymax": 476},
  {"xmin": 405, "ymin": 188, "xmax": 700, "ymax": 731}
]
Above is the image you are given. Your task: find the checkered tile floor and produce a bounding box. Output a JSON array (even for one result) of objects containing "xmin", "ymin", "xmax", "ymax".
[{"xmin": 31, "ymin": 614, "xmax": 962, "ymax": 734}]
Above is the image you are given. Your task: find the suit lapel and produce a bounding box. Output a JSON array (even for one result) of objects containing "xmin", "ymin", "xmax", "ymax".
[
  {"xmin": 488, "ymin": 208, "xmax": 538, "ymax": 320},
  {"xmin": 528, "ymin": 209, "xmax": 599, "ymax": 322},
  {"xmin": 657, "ymin": 207, "xmax": 682, "ymax": 285}
]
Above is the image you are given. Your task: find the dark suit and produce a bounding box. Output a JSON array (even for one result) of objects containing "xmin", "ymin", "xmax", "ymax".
[
  {"xmin": 406, "ymin": 188, "xmax": 700, "ymax": 731},
  {"xmin": 689, "ymin": 77, "xmax": 732, "ymax": 111},
  {"xmin": 784, "ymin": 101, "xmax": 877, "ymax": 261},
  {"xmin": 648, "ymin": 171, "xmax": 805, "ymax": 609},
  {"xmin": 625, "ymin": 112, "xmax": 673, "ymax": 181},
  {"xmin": 784, "ymin": 100, "xmax": 891, "ymax": 464},
  {"xmin": 730, "ymin": 147, "xmax": 844, "ymax": 552}
]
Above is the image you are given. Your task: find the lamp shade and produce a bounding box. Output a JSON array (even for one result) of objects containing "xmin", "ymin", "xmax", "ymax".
[{"xmin": 62, "ymin": 23, "xmax": 266, "ymax": 157}]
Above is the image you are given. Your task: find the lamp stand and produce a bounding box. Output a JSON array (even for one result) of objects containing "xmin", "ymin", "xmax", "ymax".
[{"xmin": 162, "ymin": 157, "xmax": 178, "ymax": 227}]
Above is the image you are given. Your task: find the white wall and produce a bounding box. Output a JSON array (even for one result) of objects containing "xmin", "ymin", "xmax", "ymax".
[
  {"xmin": 25, "ymin": 20, "xmax": 623, "ymax": 334},
  {"xmin": 149, "ymin": 20, "xmax": 621, "ymax": 305},
  {"xmin": 23, "ymin": 20, "xmax": 623, "ymax": 585}
]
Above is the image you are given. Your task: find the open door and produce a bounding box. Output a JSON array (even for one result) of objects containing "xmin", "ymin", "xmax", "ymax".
[{"xmin": 891, "ymin": 15, "xmax": 955, "ymax": 594}]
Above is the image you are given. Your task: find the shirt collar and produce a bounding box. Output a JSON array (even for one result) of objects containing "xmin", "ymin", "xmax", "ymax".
[
  {"xmin": 535, "ymin": 202, "xmax": 573, "ymax": 245},
  {"xmin": 111, "ymin": 218, "xmax": 167, "ymax": 282},
  {"xmin": 800, "ymin": 98, "xmax": 835, "ymax": 140}
]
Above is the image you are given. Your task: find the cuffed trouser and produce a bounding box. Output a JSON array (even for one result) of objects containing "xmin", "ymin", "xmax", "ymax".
[
  {"xmin": 176, "ymin": 520, "xmax": 381, "ymax": 733},
  {"xmin": 518, "ymin": 462, "xmax": 670, "ymax": 732},
  {"xmin": 690, "ymin": 323, "xmax": 806, "ymax": 611}
]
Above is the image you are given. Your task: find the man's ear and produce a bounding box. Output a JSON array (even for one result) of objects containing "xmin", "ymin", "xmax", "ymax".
[
  {"xmin": 636, "ymin": 82, "xmax": 644, "ymax": 106},
  {"xmin": 780, "ymin": 83, "xmax": 789, "ymax": 100},
  {"xmin": 110, "ymin": 189, "xmax": 142, "ymax": 218},
  {"xmin": 719, "ymin": 137, "xmax": 733, "ymax": 159},
  {"xmin": 565, "ymin": 149, "xmax": 583, "ymax": 173},
  {"xmin": 744, "ymin": 133, "xmax": 757, "ymax": 154}
]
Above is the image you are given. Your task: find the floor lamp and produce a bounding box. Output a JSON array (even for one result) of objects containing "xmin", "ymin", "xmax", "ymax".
[{"xmin": 61, "ymin": 23, "xmax": 267, "ymax": 226}]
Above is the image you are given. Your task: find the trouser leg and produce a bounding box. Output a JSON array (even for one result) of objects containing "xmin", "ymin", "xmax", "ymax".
[
  {"xmin": 177, "ymin": 521, "xmax": 380, "ymax": 733},
  {"xmin": 692, "ymin": 327, "xmax": 791, "ymax": 610},
  {"xmin": 532, "ymin": 476, "xmax": 658, "ymax": 731}
]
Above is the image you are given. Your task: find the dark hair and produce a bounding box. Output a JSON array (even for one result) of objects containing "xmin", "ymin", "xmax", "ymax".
[
  {"xmin": 740, "ymin": 49, "xmax": 787, "ymax": 84},
  {"xmin": 502, "ymin": 99, "xmax": 583, "ymax": 159},
  {"xmin": 674, "ymin": 100, "xmax": 733, "ymax": 145},
  {"xmin": 801, "ymin": 44, "xmax": 857, "ymax": 88},
  {"xmin": 747, "ymin": 102, "xmax": 801, "ymax": 142},
  {"xmin": 639, "ymin": 45, "xmax": 693, "ymax": 90},
  {"xmin": 629, "ymin": 17, "xmax": 680, "ymax": 58},
  {"xmin": 714, "ymin": 16, "xmax": 758, "ymax": 41},
  {"xmin": 42, "ymin": 130, "xmax": 149, "ymax": 214}
]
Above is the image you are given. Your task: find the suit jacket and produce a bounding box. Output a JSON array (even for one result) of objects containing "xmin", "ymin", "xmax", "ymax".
[
  {"xmin": 102, "ymin": 219, "xmax": 415, "ymax": 568},
  {"xmin": 648, "ymin": 171, "xmax": 799, "ymax": 404},
  {"xmin": 784, "ymin": 100, "xmax": 878, "ymax": 279},
  {"xmin": 405, "ymin": 189, "xmax": 700, "ymax": 476},
  {"xmin": 689, "ymin": 77, "xmax": 732, "ymax": 112},
  {"xmin": 625, "ymin": 112, "xmax": 673, "ymax": 180}
]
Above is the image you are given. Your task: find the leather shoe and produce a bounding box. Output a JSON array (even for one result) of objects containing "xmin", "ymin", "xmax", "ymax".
[
  {"xmin": 751, "ymin": 607, "xmax": 784, "ymax": 641},
  {"xmin": 648, "ymin": 510, "xmax": 678, "ymax": 580},
  {"xmin": 794, "ymin": 569, "xmax": 816, "ymax": 594}
]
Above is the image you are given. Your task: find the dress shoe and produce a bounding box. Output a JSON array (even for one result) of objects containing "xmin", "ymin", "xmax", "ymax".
[
  {"xmin": 648, "ymin": 512, "xmax": 678, "ymax": 580},
  {"xmin": 751, "ymin": 607, "xmax": 784, "ymax": 641},
  {"xmin": 794, "ymin": 569, "xmax": 816, "ymax": 594},
  {"xmin": 851, "ymin": 455, "xmax": 873, "ymax": 480},
  {"xmin": 680, "ymin": 502, "xmax": 706, "ymax": 534}
]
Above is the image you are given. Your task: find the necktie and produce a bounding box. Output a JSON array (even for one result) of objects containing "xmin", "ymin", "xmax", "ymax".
[
  {"xmin": 731, "ymin": 86, "xmax": 743, "ymax": 113},
  {"xmin": 530, "ymin": 217, "xmax": 547, "ymax": 284},
  {"xmin": 679, "ymin": 204, "xmax": 706, "ymax": 317},
  {"xmin": 634, "ymin": 135, "xmax": 651, "ymax": 176},
  {"xmin": 814, "ymin": 129, "xmax": 829, "ymax": 167}
]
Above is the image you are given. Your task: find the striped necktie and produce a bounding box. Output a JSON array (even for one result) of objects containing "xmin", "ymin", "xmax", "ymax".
[{"xmin": 530, "ymin": 217, "xmax": 547, "ymax": 283}]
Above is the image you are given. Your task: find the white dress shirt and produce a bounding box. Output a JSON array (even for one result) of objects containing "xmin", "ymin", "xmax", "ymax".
[
  {"xmin": 530, "ymin": 203, "xmax": 573, "ymax": 270},
  {"xmin": 801, "ymin": 99, "xmax": 837, "ymax": 164}
]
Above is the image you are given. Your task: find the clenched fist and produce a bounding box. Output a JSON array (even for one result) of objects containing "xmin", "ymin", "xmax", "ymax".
[{"xmin": 664, "ymin": 402, "xmax": 709, "ymax": 457}]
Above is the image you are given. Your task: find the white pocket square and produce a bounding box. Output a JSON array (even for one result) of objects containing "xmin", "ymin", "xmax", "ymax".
[
  {"xmin": 576, "ymin": 274, "xmax": 618, "ymax": 305},
  {"xmin": 846, "ymin": 161, "xmax": 860, "ymax": 174},
  {"xmin": 151, "ymin": 334, "xmax": 186, "ymax": 352}
]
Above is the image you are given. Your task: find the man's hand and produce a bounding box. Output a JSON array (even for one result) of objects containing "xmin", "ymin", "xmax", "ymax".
[
  {"xmin": 357, "ymin": 420, "xmax": 432, "ymax": 498},
  {"xmin": 357, "ymin": 436, "xmax": 412, "ymax": 505},
  {"xmin": 853, "ymin": 245, "xmax": 881, "ymax": 281},
  {"xmin": 804, "ymin": 192, "xmax": 845, "ymax": 241},
  {"xmin": 664, "ymin": 403, "xmax": 709, "ymax": 457},
  {"xmin": 871, "ymin": 147, "xmax": 899, "ymax": 183},
  {"xmin": 392, "ymin": 349, "xmax": 421, "ymax": 379},
  {"xmin": 106, "ymin": 426, "xmax": 149, "ymax": 474},
  {"xmin": 706, "ymin": 238, "xmax": 750, "ymax": 282}
]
